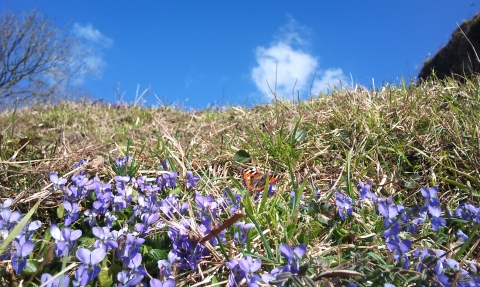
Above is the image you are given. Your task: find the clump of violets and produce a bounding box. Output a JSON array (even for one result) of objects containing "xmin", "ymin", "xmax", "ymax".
[
  {"xmin": 4, "ymin": 155, "xmax": 480, "ymax": 287},
  {"xmin": 335, "ymin": 181, "xmax": 480, "ymax": 285},
  {"xmin": 0, "ymin": 160, "xmax": 203, "ymax": 286}
]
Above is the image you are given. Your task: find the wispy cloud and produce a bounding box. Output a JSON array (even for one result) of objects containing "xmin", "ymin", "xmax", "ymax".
[
  {"xmin": 71, "ymin": 23, "xmax": 113, "ymax": 84},
  {"xmin": 251, "ymin": 17, "xmax": 346, "ymax": 100},
  {"xmin": 73, "ymin": 23, "xmax": 113, "ymax": 48}
]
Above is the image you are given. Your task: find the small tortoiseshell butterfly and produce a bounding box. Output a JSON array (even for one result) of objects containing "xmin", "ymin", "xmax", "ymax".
[{"xmin": 242, "ymin": 167, "xmax": 282, "ymax": 192}]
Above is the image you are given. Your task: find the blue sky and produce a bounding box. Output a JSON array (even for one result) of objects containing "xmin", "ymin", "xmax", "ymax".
[{"xmin": 3, "ymin": 1, "xmax": 480, "ymax": 109}]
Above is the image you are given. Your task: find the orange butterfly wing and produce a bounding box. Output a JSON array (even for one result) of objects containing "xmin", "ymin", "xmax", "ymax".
[{"xmin": 243, "ymin": 168, "xmax": 282, "ymax": 192}]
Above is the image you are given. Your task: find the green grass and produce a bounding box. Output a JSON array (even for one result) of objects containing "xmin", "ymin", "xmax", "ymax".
[{"xmin": 0, "ymin": 76, "xmax": 479, "ymax": 286}]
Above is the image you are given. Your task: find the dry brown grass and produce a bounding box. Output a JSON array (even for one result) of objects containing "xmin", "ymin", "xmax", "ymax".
[{"xmin": 1, "ymin": 76, "xmax": 480, "ymax": 207}]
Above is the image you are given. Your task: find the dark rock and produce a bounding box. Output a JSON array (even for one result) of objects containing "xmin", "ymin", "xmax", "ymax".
[{"xmin": 418, "ymin": 13, "xmax": 480, "ymax": 81}]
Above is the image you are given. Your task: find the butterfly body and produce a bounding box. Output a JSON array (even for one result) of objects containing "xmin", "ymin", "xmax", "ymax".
[{"xmin": 242, "ymin": 167, "xmax": 282, "ymax": 192}]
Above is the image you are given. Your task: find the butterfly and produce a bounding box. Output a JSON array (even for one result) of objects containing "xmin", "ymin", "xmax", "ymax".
[{"xmin": 242, "ymin": 167, "xmax": 282, "ymax": 192}]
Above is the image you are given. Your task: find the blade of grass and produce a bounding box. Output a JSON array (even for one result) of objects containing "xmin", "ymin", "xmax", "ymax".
[
  {"xmin": 454, "ymin": 224, "xmax": 479, "ymax": 261},
  {"xmin": 0, "ymin": 200, "xmax": 41, "ymax": 254},
  {"xmin": 290, "ymin": 178, "xmax": 307, "ymax": 226},
  {"xmin": 245, "ymin": 209, "xmax": 273, "ymax": 259},
  {"xmin": 346, "ymin": 147, "xmax": 354, "ymax": 199}
]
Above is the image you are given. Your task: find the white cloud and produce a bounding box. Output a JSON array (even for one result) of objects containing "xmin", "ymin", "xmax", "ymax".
[
  {"xmin": 70, "ymin": 23, "xmax": 113, "ymax": 85},
  {"xmin": 311, "ymin": 68, "xmax": 346, "ymax": 94},
  {"xmin": 73, "ymin": 23, "xmax": 113, "ymax": 48},
  {"xmin": 251, "ymin": 18, "xmax": 346, "ymax": 100}
]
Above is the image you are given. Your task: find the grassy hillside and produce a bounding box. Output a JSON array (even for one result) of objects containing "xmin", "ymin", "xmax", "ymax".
[{"xmin": 0, "ymin": 77, "xmax": 479, "ymax": 286}]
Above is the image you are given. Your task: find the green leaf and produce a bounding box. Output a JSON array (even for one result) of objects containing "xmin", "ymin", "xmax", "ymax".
[
  {"xmin": 403, "ymin": 181, "xmax": 415, "ymax": 188},
  {"xmin": 149, "ymin": 249, "xmax": 169, "ymax": 260},
  {"xmin": 24, "ymin": 259, "xmax": 40, "ymax": 273},
  {"xmin": 115, "ymin": 211, "xmax": 129, "ymax": 221},
  {"xmin": 57, "ymin": 203, "xmax": 65, "ymax": 219},
  {"xmin": 98, "ymin": 263, "xmax": 122, "ymax": 287},
  {"xmin": 233, "ymin": 150, "xmax": 250, "ymax": 164},
  {"xmin": 290, "ymin": 129, "xmax": 307, "ymax": 142},
  {"xmin": 365, "ymin": 251, "xmax": 387, "ymax": 265},
  {"xmin": 438, "ymin": 176, "xmax": 469, "ymax": 191}
]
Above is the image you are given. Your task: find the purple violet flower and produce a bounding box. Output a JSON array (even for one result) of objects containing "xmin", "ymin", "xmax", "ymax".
[
  {"xmin": 160, "ymin": 159, "xmax": 170, "ymax": 171},
  {"xmin": 358, "ymin": 180, "xmax": 376, "ymax": 201},
  {"xmin": 457, "ymin": 229, "xmax": 469, "ymax": 243},
  {"xmin": 83, "ymin": 208, "xmax": 99, "ymax": 227},
  {"xmin": 113, "ymin": 183, "xmax": 134, "ymax": 211},
  {"xmin": 158, "ymin": 251, "xmax": 178, "ymax": 279},
  {"xmin": 384, "ymin": 221, "xmax": 401, "ymax": 252},
  {"xmin": 163, "ymin": 172, "xmax": 178, "ymax": 188},
  {"xmin": 377, "ymin": 199, "xmax": 400, "ymax": 219},
  {"xmin": 93, "ymin": 226, "xmax": 119, "ymax": 252},
  {"xmin": 261, "ymin": 267, "xmax": 282, "ymax": 286},
  {"xmin": 50, "ymin": 225, "xmax": 82, "ymax": 257},
  {"xmin": 11, "ymin": 238, "xmax": 34, "ymax": 274},
  {"xmin": 105, "ymin": 211, "xmax": 118, "ymax": 228},
  {"xmin": 436, "ymin": 257, "xmax": 473, "ymax": 287},
  {"xmin": 226, "ymin": 259, "xmax": 246, "ymax": 287},
  {"xmin": 0, "ymin": 208, "xmax": 23, "ymax": 231},
  {"xmin": 50, "ymin": 172, "xmax": 67, "ymax": 190},
  {"xmin": 63, "ymin": 200, "xmax": 79, "ymax": 226},
  {"xmin": 335, "ymin": 192, "xmax": 353, "ymax": 220},
  {"xmin": 119, "ymin": 233, "xmax": 145, "ymax": 259},
  {"xmin": 150, "ymin": 278, "xmax": 175, "ymax": 287},
  {"xmin": 186, "ymin": 171, "xmax": 200, "ymax": 189},
  {"xmin": 454, "ymin": 203, "xmax": 478, "ymax": 220},
  {"xmin": 195, "ymin": 193, "xmax": 217, "ymax": 215},
  {"xmin": 430, "ymin": 216, "xmax": 446, "ymax": 231},
  {"xmin": 115, "ymin": 156, "xmax": 132, "ymax": 169},
  {"xmin": 123, "ymin": 252, "xmax": 147, "ymax": 277},
  {"xmin": 20, "ymin": 220, "xmax": 42, "ymax": 241},
  {"xmin": 72, "ymin": 159, "xmax": 87, "ymax": 169},
  {"xmin": 234, "ymin": 222, "xmax": 255, "ymax": 246},
  {"xmin": 41, "ymin": 273, "xmax": 70, "ymax": 287},
  {"xmin": 280, "ymin": 243, "xmax": 306, "ymax": 274},
  {"xmin": 117, "ymin": 270, "xmax": 144, "ymax": 287},
  {"xmin": 0, "ymin": 198, "xmax": 13, "ymax": 209},
  {"xmin": 222, "ymin": 188, "xmax": 242, "ymax": 215},
  {"xmin": 74, "ymin": 247, "xmax": 106, "ymax": 287},
  {"xmin": 135, "ymin": 213, "xmax": 160, "ymax": 237},
  {"xmin": 392, "ymin": 239, "xmax": 412, "ymax": 269},
  {"xmin": 421, "ymin": 186, "xmax": 442, "ymax": 217},
  {"xmin": 239, "ymin": 256, "xmax": 262, "ymax": 286},
  {"xmin": 413, "ymin": 248, "xmax": 437, "ymax": 272}
]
